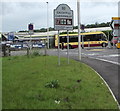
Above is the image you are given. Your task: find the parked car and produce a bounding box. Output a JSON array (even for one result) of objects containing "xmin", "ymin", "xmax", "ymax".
[
  {"xmin": 32, "ymin": 43, "xmax": 45, "ymax": 48},
  {"xmin": 116, "ymin": 38, "xmax": 120, "ymax": 49},
  {"xmin": 10, "ymin": 44, "xmax": 23, "ymax": 49},
  {"xmin": 23, "ymin": 43, "xmax": 28, "ymax": 48}
]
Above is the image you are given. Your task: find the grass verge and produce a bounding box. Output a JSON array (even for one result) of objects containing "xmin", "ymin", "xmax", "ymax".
[
  {"xmin": 2, "ymin": 55, "xmax": 119, "ymax": 109},
  {"xmin": 0, "ymin": 57, "xmax": 2, "ymax": 110}
]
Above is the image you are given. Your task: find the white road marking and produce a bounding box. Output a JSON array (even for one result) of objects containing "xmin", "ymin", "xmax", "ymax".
[
  {"xmin": 62, "ymin": 51, "xmax": 120, "ymax": 65},
  {"xmin": 89, "ymin": 57, "xmax": 120, "ymax": 66},
  {"xmin": 99, "ymin": 54, "xmax": 120, "ymax": 57},
  {"xmin": 85, "ymin": 53, "xmax": 99, "ymax": 56}
]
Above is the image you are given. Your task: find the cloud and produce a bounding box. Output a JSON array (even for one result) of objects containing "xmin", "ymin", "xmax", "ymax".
[
  {"xmin": 80, "ymin": 2, "xmax": 118, "ymax": 24},
  {"xmin": 2, "ymin": 0, "xmax": 120, "ymax": 2},
  {"xmin": 1, "ymin": 1, "xmax": 119, "ymax": 32},
  {"xmin": 2, "ymin": 2, "xmax": 48, "ymax": 31}
]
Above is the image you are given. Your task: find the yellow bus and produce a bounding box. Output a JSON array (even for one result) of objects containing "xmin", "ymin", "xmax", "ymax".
[{"xmin": 55, "ymin": 31, "xmax": 108, "ymax": 49}]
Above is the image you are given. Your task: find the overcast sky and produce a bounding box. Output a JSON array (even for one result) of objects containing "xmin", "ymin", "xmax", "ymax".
[{"xmin": 1, "ymin": 0, "xmax": 119, "ymax": 32}]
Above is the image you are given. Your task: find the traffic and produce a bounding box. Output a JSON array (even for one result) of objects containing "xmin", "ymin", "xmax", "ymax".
[{"xmin": 1, "ymin": 30, "xmax": 120, "ymax": 51}]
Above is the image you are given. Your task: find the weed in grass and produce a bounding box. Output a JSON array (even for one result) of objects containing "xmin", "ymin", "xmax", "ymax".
[{"xmin": 45, "ymin": 80, "xmax": 59, "ymax": 88}]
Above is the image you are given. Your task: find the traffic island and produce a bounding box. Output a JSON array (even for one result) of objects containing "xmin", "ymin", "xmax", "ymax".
[{"xmin": 2, "ymin": 55, "xmax": 119, "ymax": 109}]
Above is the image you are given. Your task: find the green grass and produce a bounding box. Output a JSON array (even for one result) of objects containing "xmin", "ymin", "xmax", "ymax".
[
  {"xmin": 0, "ymin": 57, "xmax": 2, "ymax": 110},
  {"xmin": 2, "ymin": 55, "xmax": 118, "ymax": 109}
]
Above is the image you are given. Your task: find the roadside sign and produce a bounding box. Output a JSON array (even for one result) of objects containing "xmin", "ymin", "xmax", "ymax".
[
  {"xmin": 54, "ymin": 4, "xmax": 73, "ymax": 30},
  {"xmin": 80, "ymin": 24, "xmax": 85, "ymax": 30},
  {"xmin": 54, "ymin": 4, "xmax": 74, "ymax": 65},
  {"xmin": 112, "ymin": 17, "xmax": 120, "ymax": 20},
  {"xmin": 109, "ymin": 20, "xmax": 114, "ymax": 30},
  {"xmin": 28, "ymin": 23, "xmax": 33, "ymax": 30},
  {"xmin": 80, "ymin": 24, "xmax": 85, "ymax": 32},
  {"xmin": 111, "ymin": 17, "xmax": 120, "ymax": 37},
  {"xmin": 8, "ymin": 32, "xmax": 14, "ymax": 41},
  {"xmin": 28, "ymin": 23, "xmax": 34, "ymax": 34},
  {"xmin": 28, "ymin": 23, "xmax": 34, "ymax": 51}
]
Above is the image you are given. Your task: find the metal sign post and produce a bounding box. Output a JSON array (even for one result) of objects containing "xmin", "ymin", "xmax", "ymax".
[
  {"xmin": 28, "ymin": 23, "xmax": 34, "ymax": 51},
  {"xmin": 30, "ymin": 33, "xmax": 32, "ymax": 50},
  {"xmin": 82, "ymin": 35, "xmax": 84, "ymax": 49},
  {"xmin": 58, "ymin": 30, "xmax": 60, "ymax": 66},
  {"xmin": 54, "ymin": 4, "xmax": 73, "ymax": 65},
  {"xmin": 44, "ymin": 39, "xmax": 47, "ymax": 56},
  {"xmin": 107, "ymin": 31, "xmax": 112, "ymax": 48},
  {"xmin": 67, "ymin": 30, "xmax": 69, "ymax": 64}
]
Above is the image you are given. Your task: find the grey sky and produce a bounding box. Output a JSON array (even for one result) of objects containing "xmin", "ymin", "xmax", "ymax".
[{"xmin": 1, "ymin": 0, "xmax": 119, "ymax": 32}]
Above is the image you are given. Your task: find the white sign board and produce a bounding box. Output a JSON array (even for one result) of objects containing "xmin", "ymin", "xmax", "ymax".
[
  {"xmin": 112, "ymin": 17, "xmax": 120, "ymax": 37},
  {"xmin": 54, "ymin": 4, "xmax": 73, "ymax": 30}
]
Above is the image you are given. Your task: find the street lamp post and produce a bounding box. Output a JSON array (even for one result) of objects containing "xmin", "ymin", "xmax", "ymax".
[
  {"xmin": 46, "ymin": 2, "xmax": 49, "ymax": 49},
  {"xmin": 77, "ymin": 0, "xmax": 81, "ymax": 61}
]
